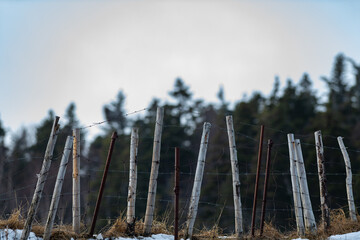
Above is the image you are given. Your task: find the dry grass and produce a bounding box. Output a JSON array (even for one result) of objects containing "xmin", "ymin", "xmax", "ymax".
[
  {"xmin": 192, "ymin": 224, "xmax": 223, "ymax": 239},
  {"xmin": 104, "ymin": 212, "xmax": 172, "ymax": 238},
  {"xmin": 1, "ymin": 208, "xmax": 360, "ymax": 239},
  {"xmin": 0, "ymin": 209, "xmax": 87, "ymax": 239},
  {"xmin": 0, "ymin": 209, "xmax": 24, "ymax": 230}
]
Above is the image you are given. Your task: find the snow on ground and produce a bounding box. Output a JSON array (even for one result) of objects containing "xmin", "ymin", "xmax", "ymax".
[
  {"xmin": 90, "ymin": 233, "xmax": 179, "ymax": 240},
  {"xmin": 328, "ymin": 231, "xmax": 360, "ymax": 239},
  {"xmin": 1, "ymin": 229, "xmax": 360, "ymax": 240}
]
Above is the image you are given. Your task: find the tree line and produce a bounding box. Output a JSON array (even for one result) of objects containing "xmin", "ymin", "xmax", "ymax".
[{"xmin": 0, "ymin": 53, "xmax": 359, "ymax": 233}]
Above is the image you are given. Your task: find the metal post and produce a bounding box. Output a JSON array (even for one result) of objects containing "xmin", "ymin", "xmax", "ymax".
[
  {"xmin": 251, "ymin": 125, "xmax": 264, "ymax": 236},
  {"xmin": 89, "ymin": 132, "xmax": 118, "ymax": 236},
  {"xmin": 174, "ymin": 147, "xmax": 180, "ymax": 240},
  {"xmin": 260, "ymin": 139, "xmax": 273, "ymax": 236}
]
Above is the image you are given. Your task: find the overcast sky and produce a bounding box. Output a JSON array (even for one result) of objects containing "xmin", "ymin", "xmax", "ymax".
[{"xmin": 1, "ymin": 0, "xmax": 360, "ymax": 141}]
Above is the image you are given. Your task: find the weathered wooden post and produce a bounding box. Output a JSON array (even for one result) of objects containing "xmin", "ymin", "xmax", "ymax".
[
  {"xmin": 225, "ymin": 115, "xmax": 243, "ymax": 237},
  {"xmin": 21, "ymin": 116, "xmax": 60, "ymax": 240},
  {"xmin": 337, "ymin": 136, "xmax": 357, "ymax": 222},
  {"xmin": 43, "ymin": 136, "xmax": 73, "ymax": 240},
  {"xmin": 72, "ymin": 128, "xmax": 81, "ymax": 234},
  {"xmin": 144, "ymin": 107, "xmax": 164, "ymax": 235},
  {"xmin": 185, "ymin": 122, "xmax": 211, "ymax": 240},
  {"xmin": 314, "ymin": 130, "xmax": 330, "ymax": 230},
  {"xmin": 287, "ymin": 134, "xmax": 305, "ymax": 236},
  {"xmin": 294, "ymin": 139, "xmax": 317, "ymax": 233},
  {"xmin": 127, "ymin": 128, "xmax": 139, "ymax": 234},
  {"xmin": 251, "ymin": 125, "xmax": 265, "ymax": 237},
  {"xmin": 89, "ymin": 132, "xmax": 118, "ymax": 236}
]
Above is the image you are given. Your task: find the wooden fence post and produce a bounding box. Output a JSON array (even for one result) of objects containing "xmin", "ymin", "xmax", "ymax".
[
  {"xmin": 127, "ymin": 127, "xmax": 139, "ymax": 234},
  {"xmin": 294, "ymin": 139, "xmax": 317, "ymax": 233},
  {"xmin": 21, "ymin": 116, "xmax": 60, "ymax": 240},
  {"xmin": 287, "ymin": 134, "xmax": 305, "ymax": 236},
  {"xmin": 337, "ymin": 136, "xmax": 357, "ymax": 222},
  {"xmin": 185, "ymin": 122, "xmax": 211, "ymax": 240},
  {"xmin": 225, "ymin": 115, "xmax": 243, "ymax": 237},
  {"xmin": 43, "ymin": 136, "xmax": 73, "ymax": 240},
  {"xmin": 72, "ymin": 128, "xmax": 81, "ymax": 234},
  {"xmin": 314, "ymin": 130, "xmax": 330, "ymax": 230},
  {"xmin": 144, "ymin": 107, "xmax": 164, "ymax": 235}
]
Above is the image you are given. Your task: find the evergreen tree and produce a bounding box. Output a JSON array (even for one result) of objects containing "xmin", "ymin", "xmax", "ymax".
[
  {"xmin": 322, "ymin": 53, "xmax": 350, "ymax": 112},
  {"xmin": 103, "ymin": 91, "xmax": 127, "ymax": 134},
  {"xmin": 0, "ymin": 119, "xmax": 7, "ymax": 215}
]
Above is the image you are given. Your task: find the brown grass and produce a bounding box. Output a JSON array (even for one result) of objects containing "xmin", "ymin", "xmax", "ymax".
[
  {"xmin": 104, "ymin": 212, "xmax": 172, "ymax": 238},
  {"xmin": 1, "ymin": 208, "xmax": 360, "ymax": 239},
  {"xmin": 0, "ymin": 209, "xmax": 24, "ymax": 230},
  {"xmin": 0, "ymin": 209, "xmax": 87, "ymax": 239}
]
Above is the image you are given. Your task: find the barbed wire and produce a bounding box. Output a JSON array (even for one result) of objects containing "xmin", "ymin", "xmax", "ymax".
[
  {"xmin": 78, "ymin": 108, "xmax": 148, "ymax": 131},
  {"xmin": 3, "ymin": 106, "xmax": 360, "ymax": 235}
]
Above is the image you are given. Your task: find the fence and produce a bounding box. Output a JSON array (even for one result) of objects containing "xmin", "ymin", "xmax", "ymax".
[{"xmin": 1, "ymin": 107, "xmax": 360, "ymax": 239}]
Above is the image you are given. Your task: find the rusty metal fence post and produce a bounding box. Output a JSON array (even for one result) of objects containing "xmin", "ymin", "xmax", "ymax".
[
  {"xmin": 251, "ymin": 125, "xmax": 265, "ymax": 236},
  {"xmin": 260, "ymin": 139, "xmax": 273, "ymax": 236},
  {"xmin": 89, "ymin": 132, "xmax": 118, "ymax": 236},
  {"xmin": 174, "ymin": 147, "xmax": 180, "ymax": 240}
]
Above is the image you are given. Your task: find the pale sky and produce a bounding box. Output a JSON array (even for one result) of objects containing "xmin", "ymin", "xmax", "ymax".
[{"xmin": 0, "ymin": 0, "xmax": 360, "ymax": 141}]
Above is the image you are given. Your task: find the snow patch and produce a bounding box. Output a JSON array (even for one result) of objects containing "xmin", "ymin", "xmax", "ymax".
[{"xmin": 2, "ymin": 229, "xmax": 360, "ymax": 240}]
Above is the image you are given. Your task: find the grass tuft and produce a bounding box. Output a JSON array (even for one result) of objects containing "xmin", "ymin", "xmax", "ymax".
[{"xmin": 1, "ymin": 207, "xmax": 360, "ymax": 239}]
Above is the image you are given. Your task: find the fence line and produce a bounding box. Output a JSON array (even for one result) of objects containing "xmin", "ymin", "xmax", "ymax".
[{"xmin": 3, "ymin": 110, "xmax": 360, "ymax": 238}]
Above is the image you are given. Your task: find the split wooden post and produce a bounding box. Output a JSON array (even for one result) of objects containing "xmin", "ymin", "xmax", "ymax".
[
  {"xmin": 337, "ymin": 136, "xmax": 357, "ymax": 222},
  {"xmin": 225, "ymin": 115, "xmax": 243, "ymax": 237},
  {"xmin": 185, "ymin": 122, "xmax": 211, "ymax": 240},
  {"xmin": 251, "ymin": 125, "xmax": 265, "ymax": 237},
  {"xmin": 72, "ymin": 128, "xmax": 81, "ymax": 234},
  {"xmin": 314, "ymin": 130, "xmax": 330, "ymax": 230},
  {"xmin": 89, "ymin": 132, "xmax": 118, "ymax": 236},
  {"xmin": 126, "ymin": 128, "xmax": 139, "ymax": 234},
  {"xmin": 43, "ymin": 136, "xmax": 73, "ymax": 240},
  {"xmin": 294, "ymin": 139, "xmax": 317, "ymax": 233},
  {"xmin": 144, "ymin": 107, "xmax": 164, "ymax": 235},
  {"xmin": 287, "ymin": 134, "xmax": 305, "ymax": 236},
  {"xmin": 21, "ymin": 116, "xmax": 60, "ymax": 240}
]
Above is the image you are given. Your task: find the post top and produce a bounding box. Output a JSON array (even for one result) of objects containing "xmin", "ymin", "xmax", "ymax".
[{"xmin": 111, "ymin": 131, "xmax": 118, "ymax": 139}]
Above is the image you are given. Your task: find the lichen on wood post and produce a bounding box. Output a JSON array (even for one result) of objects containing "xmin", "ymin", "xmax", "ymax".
[
  {"xmin": 144, "ymin": 107, "xmax": 164, "ymax": 235},
  {"xmin": 337, "ymin": 136, "xmax": 357, "ymax": 222},
  {"xmin": 287, "ymin": 134, "xmax": 305, "ymax": 236},
  {"xmin": 185, "ymin": 122, "xmax": 211, "ymax": 240},
  {"xmin": 127, "ymin": 127, "xmax": 139, "ymax": 235},
  {"xmin": 21, "ymin": 116, "xmax": 60, "ymax": 240},
  {"xmin": 294, "ymin": 139, "xmax": 317, "ymax": 233},
  {"xmin": 44, "ymin": 136, "xmax": 73, "ymax": 240},
  {"xmin": 72, "ymin": 128, "xmax": 81, "ymax": 234},
  {"xmin": 226, "ymin": 115, "xmax": 243, "ymax": 237},
  {"xmin": 314, "ymin": 130, "xmax": 330, "ymax": 230}
]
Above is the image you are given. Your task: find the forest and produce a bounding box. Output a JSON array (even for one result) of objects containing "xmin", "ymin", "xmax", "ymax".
[{"xmin": 0, "ymin": 53, "xmax": 360, "ymax": 234}]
